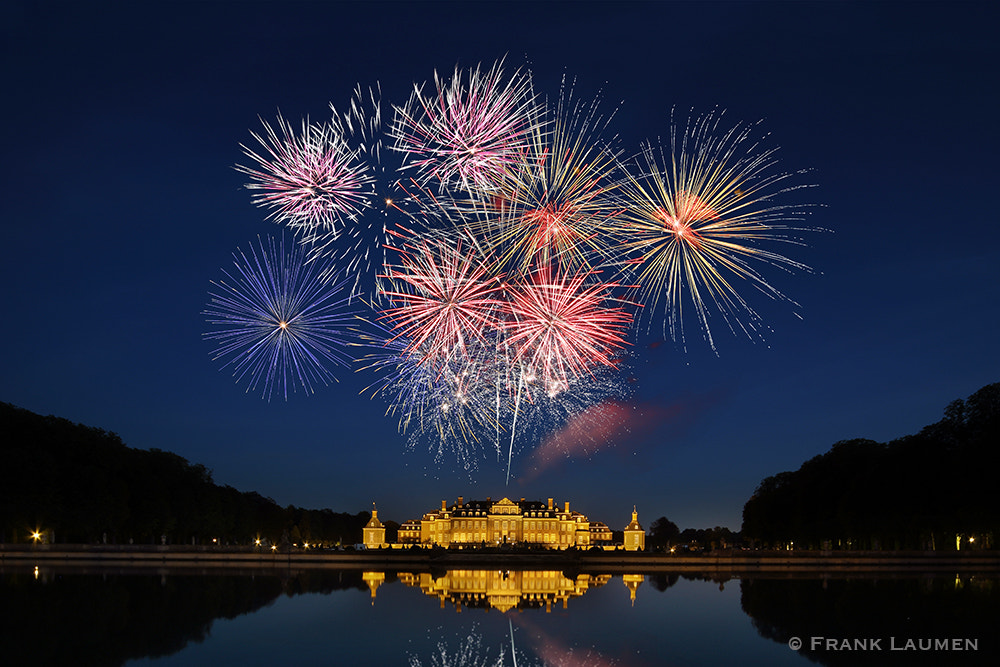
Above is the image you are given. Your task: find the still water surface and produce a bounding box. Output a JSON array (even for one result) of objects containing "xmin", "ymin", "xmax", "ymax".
[{"xmin": 2, "ymin": 566, "xmax": 997, "ymax": 666}]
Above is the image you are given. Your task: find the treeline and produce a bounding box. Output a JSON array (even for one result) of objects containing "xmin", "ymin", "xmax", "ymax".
[
  {"xmin": 645, "ymin": 517, "xmax": 740, "ymax": 552},
  {"xmin": 742, "ymin": 382, "xmax": 1000, "ymax": 550},
  {"xmin": 0, "ymin": 402, "xmax": 368, "ymax": 545}
]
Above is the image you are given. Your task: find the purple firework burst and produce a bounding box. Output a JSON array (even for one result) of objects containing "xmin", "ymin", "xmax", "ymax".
[{"xmin": 204, "ymin": 234, "xmax": 363, "ymax": 401}]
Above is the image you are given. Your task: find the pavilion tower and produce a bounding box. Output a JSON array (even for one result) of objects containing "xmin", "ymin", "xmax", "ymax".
[{"xmin": 623, "ymin": 506, "xmax": 645, "ymax": 551}]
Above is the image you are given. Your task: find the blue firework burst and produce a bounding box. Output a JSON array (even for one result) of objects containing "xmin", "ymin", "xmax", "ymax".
[{"xmin": 204, "ymin": 234, "xmax": 362, "ymax": 400}]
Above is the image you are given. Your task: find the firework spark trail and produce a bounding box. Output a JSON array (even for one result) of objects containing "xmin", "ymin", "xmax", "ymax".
[
  {"xmin": 204, "ymin": 234, "xmax": 362, "ymax": 401},
  {"xmin": 613, "ymin": 107, "xmax": 817, "ymax": 349},
  {"xmin": 497, "ymin": 266, "xmax": 632, "ymax": 482},
  {"xmin": 502, "ymin": 360, "xmax": 630, "ymax": 484},
  {"xmin": 236, "ymin": 114, "xmax": 373, "ymax": 235},
  {"xmin": 392, "ymin": 58, "xmax": 542, "ymax": 196},
  {"xmin": 505, "ymin": 360, "xmax": 525, "ymax": 484},
  {"xmin": 459, "ymin": 75, "xmax": 624, "ymax": 276}
]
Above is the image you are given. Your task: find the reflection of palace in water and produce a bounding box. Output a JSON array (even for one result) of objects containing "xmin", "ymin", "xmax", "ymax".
[
  {"xmin": 364, "ymin": 569, "xmax": 647, "ymax": 611},
  {"xmin": 402, "ymin": 569, "xmax": 611, "ymax": 612},
  {"xmin": 365, "ymin": 495, "xmax": 645, "ymax": 551}
]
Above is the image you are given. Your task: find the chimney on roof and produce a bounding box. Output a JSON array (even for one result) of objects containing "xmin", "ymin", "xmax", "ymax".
[
  {"xmin": 458, "ymin": 496, "xmax": 464, "ymax": 507},
  {"xmin": 520, "ymin": 497, "xmax": 525, "ymax": 503},
  {"xmin": 548, "ymin": 498, "xmax": 554, "ymax": 510},
  {"xmin": 441, "ymin": 500, "xmax": 447, "ymax": 511},
  {"xmin": 564, "ymin": 501, "xmax": 570, "ymax": 513}
]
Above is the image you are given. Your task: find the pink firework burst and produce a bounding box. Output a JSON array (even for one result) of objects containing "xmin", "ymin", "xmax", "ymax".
[
  {"xmin": 504, "ymin": 264, "xmax": 632, "ymax": 395},
  {"xmin": 391, "ymin": 59, "xmax": 540, "ymax": 195},
  {"xmin": 237, "ymin": 113, "xmax": 374, "ymax": 234},
  {"xmin": 378, "ymin": 232, "xmax": 506, "ymax": 366}
]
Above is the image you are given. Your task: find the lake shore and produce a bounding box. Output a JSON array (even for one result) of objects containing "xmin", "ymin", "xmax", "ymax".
[{"xmin": 3, "ymin": 544, "xmax": 1000, "ymax": 573}]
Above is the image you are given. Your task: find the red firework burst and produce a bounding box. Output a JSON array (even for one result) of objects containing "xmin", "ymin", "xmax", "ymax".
[
  {"xmin": 379, "ymin": 233, "xmax": 506, "ymax": 365},
  {"xmin": 504, "ymin": 264, "xmax": 631, "ymax": 394}
]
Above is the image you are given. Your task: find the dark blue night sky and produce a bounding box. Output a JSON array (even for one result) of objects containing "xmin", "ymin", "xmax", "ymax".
[{"xmin": 2, "ymin": 1, "xmax": 998, "ymax": 530}]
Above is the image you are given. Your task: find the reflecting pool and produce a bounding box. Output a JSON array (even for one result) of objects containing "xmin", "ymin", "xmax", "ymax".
[{"xmin": 1, "ymin": 565, "xmax": 997, "ymax": 666}]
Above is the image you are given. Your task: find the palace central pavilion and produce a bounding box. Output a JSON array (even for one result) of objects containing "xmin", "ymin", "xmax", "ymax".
[{"xmin": 367, "ymin": 496, "xmax": 644, "ymax": 550}]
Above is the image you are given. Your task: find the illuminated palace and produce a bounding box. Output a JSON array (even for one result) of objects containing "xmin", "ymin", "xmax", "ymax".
[{"xmin": 373, "ymin": 496, "xmax": 644, "ymax": 551}]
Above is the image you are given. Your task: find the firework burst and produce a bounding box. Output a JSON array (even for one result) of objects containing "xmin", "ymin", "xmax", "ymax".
[
  {"xmin": 369, "ymin": 229, "xmax": 510, "ymax": 468},
  {"xmin": 204, "ymin": 234, "xmax": 362, "ymax": 401},
  {"xmin": 236, "ymin": 114, "xmax": 373, "ymax": 236},
  {"xmin": 221, "ymin": 62, "xmax": 824, "ymax": 479},
  {"xmin": 504, "ymin": 264, "xmax": 632, "ymax": 393},
  {"xmin": 298, "ymin": 84, "xmax": 444, "ymax": 298},
  {"xmin": 359, "ymin": 331, "xmax": 505, "ymax": 471},
  {"xmin": 378, "ymin": 231, "xmax": 506, "ymax": 366},
  {"xmin": 392, "ymin": 59, "xmax": 541, "ymax": 195},
  {"xmin": 461, "ymin": 78, "xmax": 623, "ymax": 275},
  {"xmin": 613, "ymin": 108, "xmax": 817, "ymax": 348}
]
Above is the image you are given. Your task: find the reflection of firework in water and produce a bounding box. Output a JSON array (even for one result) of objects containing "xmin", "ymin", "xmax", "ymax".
[
  {"xmin": 614, "ymin": 108, "xmax": 816, "ymax": 349},
  {"xmin": 204, "ymin": 234, "xmax": 361, "ymax": 401},
  {"xmin": 409, "ymin": 626, "xmax": 507, "ymax": 667},
  {"xmin": 410, "ymin": 620, "xmax": 613, "ymax": 667},
  {"xmin": 392, "ymin": 59, "xmax": 540, "ymax": 195},
  {"xmin": 512, "ymin": 615, "xmax": 620, "ymax": 667},
  {"xmin": 236, "ymin": 114, "xmax": 373, "ymax": 235}
]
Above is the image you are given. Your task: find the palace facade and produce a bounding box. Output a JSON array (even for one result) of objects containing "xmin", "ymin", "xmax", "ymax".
[{"xmin": 388, "ymin": 496, "xmax": 644, "ymax": 551}]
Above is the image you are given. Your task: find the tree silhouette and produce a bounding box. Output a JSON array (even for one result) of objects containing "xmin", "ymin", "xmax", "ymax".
[
  {"xmin": 0, "ymin": 402, "xmax": 367, "ymax": 545},
  {"xmin": 742, "ymin": 382, "xmax": 1000, "ymax": 550}
]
